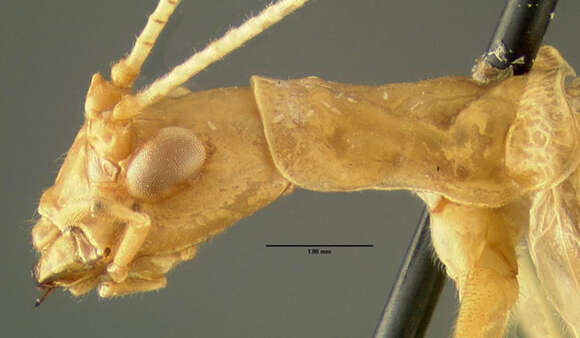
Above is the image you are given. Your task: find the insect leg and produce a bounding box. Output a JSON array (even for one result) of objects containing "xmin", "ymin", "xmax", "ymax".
[
  {"xmin": 111, "ymin": 0, "xmax": 182, "ymax": 89},
  {"xmin": 99, "ymin": 276, "xmax": 167, "ymax": 298},
  {"xmin": 428, "ymin": 198, "xmax": 524, "ymax": 337},
  {"xmin": 103, "ymin": 204, "xmax": 152, "ymax": 283},
  {"xmin": 99, "ymin": 245, "xmax": 198, "ymax": 297}
]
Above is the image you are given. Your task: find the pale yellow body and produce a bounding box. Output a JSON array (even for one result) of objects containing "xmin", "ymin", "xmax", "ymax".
[
  {"xmin": 251, "ymin": 47, "xmax": 580, "ymax": 337},
  {"xmin": 30, "ymin": 1, "xmax": 580, "ymax": 337}
]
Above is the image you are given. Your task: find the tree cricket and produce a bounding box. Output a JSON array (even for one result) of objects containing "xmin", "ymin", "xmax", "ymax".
[{"xmin": 30, "ymin": 0, "xmax": 579, "ymax": 337}]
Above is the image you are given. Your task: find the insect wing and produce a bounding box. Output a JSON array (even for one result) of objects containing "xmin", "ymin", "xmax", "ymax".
[
  {"xmin": 528, "ymin": 169, "xmax": 580, "ymax": 335},
  {"xmin": 505, "ymin": 47, "xmax": 579, "ymax": 192},
  {"xmin": 510, "ymin": 244, "xmax": 569, "ymax": 337}
]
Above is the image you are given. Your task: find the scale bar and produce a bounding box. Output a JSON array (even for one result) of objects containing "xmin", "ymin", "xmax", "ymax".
[{"xmin": 266, "ymin": 244, "xmax": 374, "ymax": 247}]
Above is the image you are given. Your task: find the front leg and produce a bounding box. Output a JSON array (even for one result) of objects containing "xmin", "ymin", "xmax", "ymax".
[
  {"xmin": 50, "ymin": 197, "xmax": 152, "ymax": 283},
  {"xmin": 424, "ymin": 195, "xmax": 526, "ymax": 337},
  {"xmin": 103, "ymin": 203, "xmax": 151, "ymax": 283},
  {"xmin": 46, "ymin": 195, "xmax": 152, "ymax": 283},
  {"xmin": 34, "ymin": 196, "xmax": 150, "ymax": 286}
]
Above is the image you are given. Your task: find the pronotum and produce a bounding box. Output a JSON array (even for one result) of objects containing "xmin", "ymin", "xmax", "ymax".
[{"xmin": 10, "ymin": 0, "xmax": 580, "ymax": 338}]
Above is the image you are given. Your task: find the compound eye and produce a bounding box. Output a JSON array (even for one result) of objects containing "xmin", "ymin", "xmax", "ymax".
[{"xmin": 126, "ymin": 127, "xmax": 206, "ymax": 202}]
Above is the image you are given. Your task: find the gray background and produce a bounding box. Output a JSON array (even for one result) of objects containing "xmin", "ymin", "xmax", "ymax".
[{"xmin": 2, "ymin": 1, "xmax": 579, "ymax": 337}]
